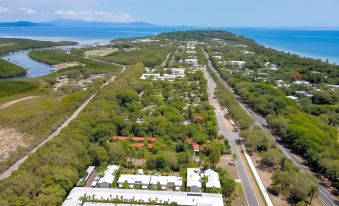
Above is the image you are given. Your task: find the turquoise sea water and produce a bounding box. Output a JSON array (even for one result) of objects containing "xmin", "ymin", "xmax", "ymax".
[
  {"xmin": 226, "ymin": 28, "xmax": 339, "ymax": 64},
  {"xmin": 0, "ymin": 26, "xmax": 338, "ymax": 64}
]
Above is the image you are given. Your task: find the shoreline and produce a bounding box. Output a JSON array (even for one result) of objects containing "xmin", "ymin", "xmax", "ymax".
[
  {"xmin": 1, "ymin": 28, "xmax": 337, "ymax": 65},
  {"xmin": 260, "ymin": 44, "xmax": 338, "ymax": 65}
]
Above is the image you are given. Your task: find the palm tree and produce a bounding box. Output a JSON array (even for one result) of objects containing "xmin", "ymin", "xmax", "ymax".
[
  {"xmin": 325, "ymin": 168, "xmax": 337, "ymax": 182},
  {"xmin": 308, "ymin": 183, "xmax": 319, "ymax": 204}
]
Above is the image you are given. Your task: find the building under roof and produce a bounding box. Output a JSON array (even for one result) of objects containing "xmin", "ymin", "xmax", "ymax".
[
  {"xmin": 97, "ymin": 165, "xmax": 119, "ymax": 188},
  {"xmin": 204, "ymin": 169, "xmax": 221, "ymax": 189},
  {"xmin": 62, "ymin": 187, "xmax": 223, "ymax": 206},
  {"xmin": 187, "ymin": 168, "xmax": 201, "ymax": 192},
  {"xmin": 118, "ymin": 174, "xmax": 152, "ymax": 189},
  {"xmin": 150, "ymin": 175, "xmax": 183, "ymax": 190},
  {"xmin": 193, "ymin": 144, "xmax": 200, "ymax": 152}
]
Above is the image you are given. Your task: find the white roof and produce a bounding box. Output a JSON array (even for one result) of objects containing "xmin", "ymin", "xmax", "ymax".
[
  {"xmin": 62, "ymin": 187, "xmax": 223, "ymax": 206},
  {"xmin": 141, "ymin": 73, "xmax": 160, "ymax": 80},
  {"xmin": 187, "ymin": 168, "xmax": 201, "ymax": 188},
  {"xmin": 185, "ymin": 59, "xmax": 198, "ymax": 62},
  {"xmin": 118, "ymin": 174, "xmax": 151, "ymax": 185},
  {"xmin": 229, "ymin": 61, "xmax": 246, "ymax": 66},
  {"xmin": 171, "ymin": 68, "xmax": 186, "ymax": 75},
  {"xmin": 204, "ymin": 169, "xmax": 221, "ymax": 189},
  {"xmin": 294, "ymin": 80, "xmax": 310, "ymax": 85},
  {"xmin": 213, "ymin": 56, "xmax": 222, "ymax": 59},
  {"xmin": 150, "ymin": 175, "xmax": 183, "ymax": 186},
  {"xmin": 287, "ymin": 95, "xmax": 298, "ymax": 100},
  {"xmin": 98, "ymin": 165, "xmax": 119, "ymax": 184},
  {"xmin": 84, "ymin": 166, "xmax": 95, "ymax": 182}
]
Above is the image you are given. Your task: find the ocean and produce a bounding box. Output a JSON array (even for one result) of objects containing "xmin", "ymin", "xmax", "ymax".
[{"xmin": 0, "ymin": 26, "xmax": 338, "ymax": 64}]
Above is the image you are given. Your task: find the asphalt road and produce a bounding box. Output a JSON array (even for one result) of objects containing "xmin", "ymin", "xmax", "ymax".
[
  {"xmin": 202, "ymin": 67, "xmax": 261, "ymax": 206},
  {"xmin": 204, "ymin": 52, "xmax": 338, "ymax": 206}
]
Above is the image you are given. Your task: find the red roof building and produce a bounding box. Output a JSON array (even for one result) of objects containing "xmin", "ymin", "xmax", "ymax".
[
  {"xmin": 193, "ymin": 143, "xmax": 200, "ymax": 152},
  {"xmin": 194, "ymin": 116, "xmax": 204, "ymax": 122},
  {"xmin": 131, "ymin": 143, "xmax": 144, "ymax": 148},
  {"xmin": 132, "ymin": 137, "xmax": 145, "ymax": 142},
  {"xmin": 112, "ymin": 136, "xmax": 130, "ymax": 141}
]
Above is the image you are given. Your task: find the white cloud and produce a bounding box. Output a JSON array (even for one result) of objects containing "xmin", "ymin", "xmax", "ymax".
[
  {"xmin": 18, "ymin": 8, "xmax": 37, "ymax": 14},
  {"xmin": 53, "ymin": 9, "xmax": 133, "ymax": 22},
  {"xmin": 0, "ymin": 6, "xmax": 10, "ymax": 13}
]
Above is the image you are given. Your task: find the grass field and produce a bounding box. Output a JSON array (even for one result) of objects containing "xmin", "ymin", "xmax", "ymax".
[
  {"xmin": 84, "ymin": 48, "xmax": 118, "ymax": 57},
  {"xmin": 0, "ymin": 81, "xmax": 38, "ymax": 99},
  {"xmin": 0, "ymin": 59, "xmax": 27, "ymax": 78}
]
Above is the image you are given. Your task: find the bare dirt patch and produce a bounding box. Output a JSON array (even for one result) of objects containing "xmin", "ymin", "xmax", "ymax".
[
  {"xmin": 251, "ymin": 152, "xmax": 323, "ymax": 206},
  {"xmin": 217, "ymin": 154, "xmax": 238, "ymax": 179},
  {"xmin": 128, "ymin": 158, "xmax": 146, "ymax": 167},
  {"xmin": 53, "ymin": 61, "xmax": 84, "ymax": 70},
  {"xmin": 0, "ymin": 127, "xmax": 31, "ymax": 161}
]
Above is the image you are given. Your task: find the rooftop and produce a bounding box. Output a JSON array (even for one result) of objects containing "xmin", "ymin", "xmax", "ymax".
[
  {"xmin": 150, "ymin": 175, "xmax": 183, "ymax": 186},
  {"xmin": 62, "ymin": 187, "xmax": 223, "ymax": 206},
  {"xmin": 187, "ymin": 168, "xmax": 201, "ymax": 188},
  {"xmin": 204, "ymin": 169, "xmax": 221, "ymax": 189},
  {"xmin": 118, "ymin": 174, "xmax": 152, "ymax": 185},
  {"xmin": 98, "ymin": 165, "xmax": 119, "ymax": 185}
]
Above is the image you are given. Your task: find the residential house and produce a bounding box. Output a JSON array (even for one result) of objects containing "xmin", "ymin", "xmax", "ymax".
[
  {"xmin": 118, "ymin": 174, "xmax": 151, "ymax": 189},
  {"xmin": 187, "ymin": 168, "xmax": 202, "ymax": 192},
  {"xmin": 204, "ymin": 169, "xmax": 221, "ymax": 189},
  {"xmin": 150, "ymin": 176, "xmax": 183, "ymax": 191},
  {"xmin": 97, "ymin": 165, "xmax": 120, "ymax": 188}
]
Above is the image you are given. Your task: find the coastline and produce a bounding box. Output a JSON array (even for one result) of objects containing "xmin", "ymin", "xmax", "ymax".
[
  {"xmin": 258, "ymin": 44, "xmax": 339, "ymax": 65},
  {"xmin": 0, "ymin": 27, "xmax": 338, "ymax": 65}
]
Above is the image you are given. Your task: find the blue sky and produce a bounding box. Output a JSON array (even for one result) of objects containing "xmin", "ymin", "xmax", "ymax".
[{"xmin": 1, "ymin": 0, "xmax": 339, "ymax": 27}]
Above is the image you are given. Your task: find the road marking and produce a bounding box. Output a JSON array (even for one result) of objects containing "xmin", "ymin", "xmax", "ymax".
[
  {"xmin": 206, "ymin": 55, "xmax": 336, "ymax": 206},
  {"xmin": 204, "ymin": 69, "xmax": 252, "ymax": 206}
]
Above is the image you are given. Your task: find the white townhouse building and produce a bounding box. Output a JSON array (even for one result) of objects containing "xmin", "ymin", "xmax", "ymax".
[
  {"xmin": 187, "ymin": 168, "xmax": 202, "ymax": 192},
  {"xmin": 150, "ymin": 175, "xmax": 183, "ymax": 191},
  {"xmin": 97, "ymin": 165, "xmax": 120, "ymax": 188}
]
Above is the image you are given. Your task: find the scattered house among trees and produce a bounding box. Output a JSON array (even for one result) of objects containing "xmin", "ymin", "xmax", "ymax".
[
  {"xmin": 97, "ymin": 165, "xmax": 120, "ymax": 188},
  {"xmin": 193, "ymin": 143, "xmax": 200, "ymax": 153},
  {"xmin": 228, "ymin": 60, "xmax": 246, "ymax": 67},
  {"xmin": 193, "ymin": 115, "xmax": 204, "ymax": 122},
  {"xmin": 141, "ymin": 73, "xmax": 160, "ymax": 80},
  {"xmin": 287, "ymin": 95, "xmax": 299, "ymax": 101},
  {"xmin": 187, "ymin": 168, "xmax": 202, "ymax": 192},
  {"xmin": 185, "ymin": 58, "xmax": 198, "ymax": 65}
]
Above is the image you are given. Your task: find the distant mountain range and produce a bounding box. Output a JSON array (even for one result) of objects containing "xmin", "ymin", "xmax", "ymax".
[
  {"xmin": 0, "ymin": 21, "xmax": 53, "ymax": 27},
  {"xmin": 0, "ymin": 19, "xmax": 174, "ymax": 28}
]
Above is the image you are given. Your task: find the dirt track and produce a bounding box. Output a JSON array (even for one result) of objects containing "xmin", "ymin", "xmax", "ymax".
[{"xmin": 0, "ymin": 96, "xmax": 39, "ymax": 109}]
